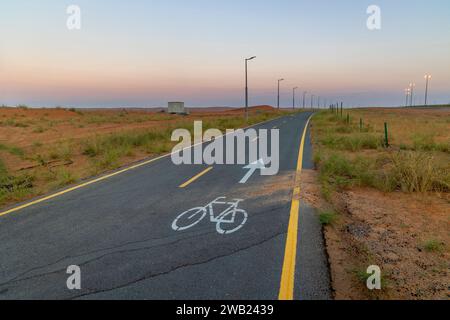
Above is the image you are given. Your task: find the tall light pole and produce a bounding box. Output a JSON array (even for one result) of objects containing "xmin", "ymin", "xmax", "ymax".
[
  {"xmin": 292, "ymin": 87, "xmax": 298, "ymax": 109},
  {"xmin": 277, "ymin": 78, "xmax": 285, "ymax": 109},
  {"xmin": 317, "ymin": 96, "xmax": 321, "ymax": 109},
  {"xmin": 404, "ymin": 88, "xmax": 410, "ymax": 107},
  {"xmin": 310, "ymin": 94, "xmax": 315, "ymax": 109},
  {"xmin": 302, "ymin": 91, "xmax": 307, "ymax": 109},
  {"xmin": 409, "ymin": 83, "xmax": 416, "ymax": 107},
  {"xmin": 424, "ymin": 74, "xmax": 432, "ymax": 106},
  {"xmin": 245, "ymin": 56, "xmax": 256, "ymax": 121}
]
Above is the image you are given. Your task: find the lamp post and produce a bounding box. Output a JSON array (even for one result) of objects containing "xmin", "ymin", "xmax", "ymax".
[
  {"xmin": 404, "ymin": 88, "xmax": 410, "ymax": 107},
  {"xmin": 292, "ymin": 87, "xmax": 298, "ymax": 109},
  {"xmin": 409, "ymin": 83, "xmax": 416, "ymax": 107},
  {"xmin": 245, "ymin": 56, "xmax": 256, "ymax": 121},
  {"xmin": 424, "ymin": 74, "xmax": 432, "ymax": 106},
  {"xmin": 302, "ymin": 91, "xmax": 307, "ymax": 109},
  {"xmin": 310, "ymin": 94, "xmax": 315, "ymax": 109},
  {"xmin": 277, "ymin": 78, "xmax": 285, "ymax": 109}
]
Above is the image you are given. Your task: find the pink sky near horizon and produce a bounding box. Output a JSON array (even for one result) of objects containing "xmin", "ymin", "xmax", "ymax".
[{"xmin": 1, "ymin": 1, "xmax": 449, "ymax": 107}]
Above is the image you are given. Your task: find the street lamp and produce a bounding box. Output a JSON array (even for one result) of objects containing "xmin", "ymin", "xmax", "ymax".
[
  {"xmin": 424, "ymin": 74, "xmax": 432, "ymax": 106},
  {"xmin": 292, "ymin": 87, "xmax": 298, "ymax": 109},
  {"xmin": 310, "ymin": 94, "xmax": 315, "ymax": 109},
  {"xmin": 404, "ymin": 88, "xmax": 411, "ymax": 107},
  {"xmin": 317, "ymin": 96, "xmax": 321, "ymax": 109},
  {"xmin": 302, "ymin": 91, "xmax": 307, "ymax": 109},
  {"xmin": 277, "ymin": 78, "xmax": 285, "ymax": 109},
  {"xmin": 409, "ymin": 83, "xmax": 416, "ymax": 107},
  {"xmin": 245, "ymin": 56, "xmax": 256, "ymax": 121}
]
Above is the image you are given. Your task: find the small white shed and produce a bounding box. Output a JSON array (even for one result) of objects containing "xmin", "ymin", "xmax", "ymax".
[{"xmin": 168, "ymin": 102, "xmax": 186, "ymax": 114}]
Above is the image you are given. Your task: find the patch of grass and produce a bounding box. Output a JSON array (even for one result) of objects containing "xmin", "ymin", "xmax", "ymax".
[
  {"xmin": 335, "ymin": 125, "xmax": 355, "ymax": 134},
  {"xmin": 14, "ymin": 122, "xmax": 29, "ymax": 128},
  {"xmin": 319, "ymin": 211, "xmax": 338, "ymax": 226},
  {"xmin": 320, "ymin": 133, "xmax": 380, "ymax": 152},
  {"xmin": 411, "ymin": 133, "xmax": 449, "ymax": 153},
  {"xmin": 32, "ymin": 141, "xmax": 43, "ymax": 148},
  {"xmin": 48, "ymin": 142, "xmax": 73, "ymax": 162},
  {"xmin": 422, "ymin": 239, "xmax": 445, "ymax": 253},
  {"xmin": 345, "ymin": 134, "xmax": 380, "ymax": 151},
  {"xmin": 313, "ymin": 151, "xmax": 322, "ymax": 168},
  {"xmin": 0, "ymin": 159, "xmax": 34, "ymax": 204},
  {"xmin": 0, "ymin": 118, "xmax": 29, "ymax": 128},
  {"xmin": 318, "ymin": 153, "xmax": 376, "ymax": 190},
  {"xmin": 0, "ymin": 143, "xmax": 25, "ymax": 158},
  {"xmin": 54, "ymin": 169, "xmax": 78, "ymax": 187},
  {"xmin": 386, "ymin": 151, "xmax": 449, "ymax": 193},
  {"xmin": 33, "ymin": 126, "xmax": 46, "ymax": 133}
]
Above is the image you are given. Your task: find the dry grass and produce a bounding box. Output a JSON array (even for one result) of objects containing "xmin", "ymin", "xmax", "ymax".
[
  {"xmin": 347, "ymin": 108, "xmax": 449, "ymax": 151},
  {"xmin": 312, "ymin": 108, "xmax": 450, "ymax": 195},
  {"xmin": 387, "ymin": 151, "xmax": 449, "ymax": 193}
]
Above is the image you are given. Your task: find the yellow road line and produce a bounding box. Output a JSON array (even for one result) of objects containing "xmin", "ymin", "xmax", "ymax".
[
  {"xmin": 179, "ymin": 167, "xmax": 213, "ymax": 188},
  {"xmin": 278, "ymin": 115, "xmax": 313, "ymax": 301}
]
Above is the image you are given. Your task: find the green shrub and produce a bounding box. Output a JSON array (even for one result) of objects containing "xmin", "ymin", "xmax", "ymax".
[
  {"xmin": 0, "ymin": 160, "xmax": 34, "ymax": 204},
  {"xmin": 48, "ymin": 143, "xmax": 73, "ymax": 162},
  {"xmin": 318, "ymin": 153, "xmax": 377, "ymax": 191},
  {"xmin": 54, "ymin": 169, "xmax": 77, "ymax": 187},
  {"xmin": 411, "ymin": 133, "xmax": 450, "ymax": 153},
  {"xmin": 412, "ymin": 133, "xmax": 436, "ymax": 151},
  {"xmin": 422, "ymin": 240, "xmax": 445, "ymax": 253},
  {"xmin": 33, "ymin": 126, "xmax": 45, "ymax": 133},
  {"xmin": 319, "ymin": 211, "xmax": 338, "ymax": 225},
  {"xmin": 387, "ymin": 151, "xmax": 449, "ymax": 193},
  {"xmin": 320, "ymin": 133, "xmax": 380, "ymax": 152},
  {"xmin": 0, "ymin": 143, "xmax": 25, "ymax": 158},
  {"xmin": 347, "ymin": 134, "xmax": 380, "ymax": 151}
]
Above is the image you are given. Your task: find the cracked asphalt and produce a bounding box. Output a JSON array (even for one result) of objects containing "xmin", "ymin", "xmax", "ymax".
[{"xmin": 0, "ymin": 111, "xmax": 331, "ymax": 300}]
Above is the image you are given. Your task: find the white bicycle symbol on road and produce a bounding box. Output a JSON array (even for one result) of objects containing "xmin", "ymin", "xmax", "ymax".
[{"xmin": 172, "ymin": 197, "xmax": 248, "ymax": 235}]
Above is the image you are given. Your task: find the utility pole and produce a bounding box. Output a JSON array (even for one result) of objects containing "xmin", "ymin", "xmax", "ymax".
[
  {"xmin": 277, "ymin": 78, "xmax": 284, "ymax": 109},
  {"xmin": 405, "ymin": 88, "xmax": 410, "ymax": 107},
  {"xmin": 292, "ymin": 87, "xmax": 298, "ymax": 109},
  {"xmin": 244, "ymin": 56, "xmax": 256, "ymax": 121},
  {"xmin": 409, "ymin": 83, "xmax": 415, "ymax": 107},
  {"xmin": 302, "ymin": 91, "xmax": 307, "ymax": 109},
  {"xmin": 424, "ymin": 74, "xmax": 432, "ymax": 106}
]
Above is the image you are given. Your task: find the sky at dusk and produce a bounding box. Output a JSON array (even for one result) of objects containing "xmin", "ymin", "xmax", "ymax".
[{"xmin": 1, "ymin": 0, "xmax": 449, "ymax": 108}]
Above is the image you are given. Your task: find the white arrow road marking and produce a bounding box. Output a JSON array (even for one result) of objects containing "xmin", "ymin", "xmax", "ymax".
[{"xmin": 239, "ymin": 159, "xmax": 266, "ymax": 184}]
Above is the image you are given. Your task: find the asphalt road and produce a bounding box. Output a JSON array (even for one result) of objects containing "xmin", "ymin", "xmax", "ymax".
[{"xmin": 0, "ymin": 111, "xmax": 331, "ymax": 300}]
